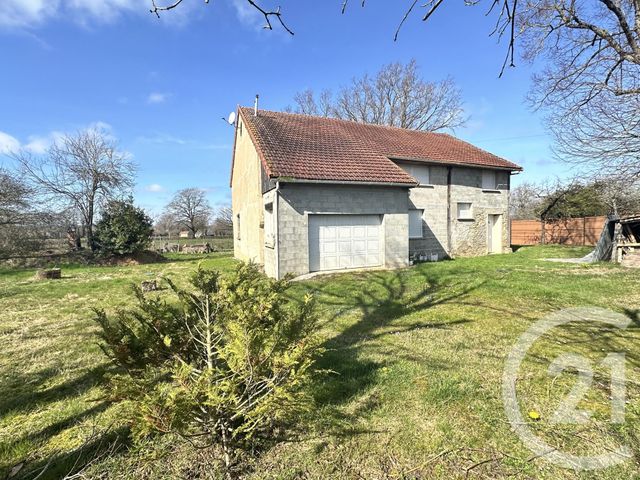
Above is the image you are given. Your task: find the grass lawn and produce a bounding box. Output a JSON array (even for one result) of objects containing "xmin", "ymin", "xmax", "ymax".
[{"xmin": 0, "ymin": 246, "xmax": 639, "ymax": 479}]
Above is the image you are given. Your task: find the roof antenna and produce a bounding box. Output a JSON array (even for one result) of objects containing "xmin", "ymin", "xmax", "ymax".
[{"xmin": 254, "ymin": 94, "xmax": 259, "ymax": 116}]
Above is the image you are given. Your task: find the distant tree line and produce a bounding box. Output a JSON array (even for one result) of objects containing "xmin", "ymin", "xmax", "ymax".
[
  {"xmin": 510, "ymin": 177, "xmax": 640, "ymax": 222},
  {"xmin": 154, "ymin": 188, "xmax": 232, "ymax": 239},
  {"xmin": 0, "ymin": 128, "xmax": 230, "ymax": 259}
]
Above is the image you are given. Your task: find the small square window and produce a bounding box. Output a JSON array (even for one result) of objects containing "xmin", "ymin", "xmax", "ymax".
[
  {"xmin": 409, "ymin": 209, "xmax": 423, "ymax": 238},
  {"xmin": 457, "ymin": 202, "xmax": 473, "ymax": 220}
]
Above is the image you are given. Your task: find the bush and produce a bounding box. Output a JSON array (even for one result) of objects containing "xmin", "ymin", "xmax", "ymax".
[
  {"xmin": 95, "ymin": 198, "xmax": 153, "ymax": 255},
  {"xmin": 94, "ymin": 263, "xmax": 321, "ymax": 469}
]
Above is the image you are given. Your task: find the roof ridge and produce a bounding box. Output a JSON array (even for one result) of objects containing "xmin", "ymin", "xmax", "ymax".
[{"xmin": 237, "ymin": 106, "xmax": 448, "ymax": 137}]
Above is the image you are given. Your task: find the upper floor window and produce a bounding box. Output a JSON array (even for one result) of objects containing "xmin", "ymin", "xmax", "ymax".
[
  {"xmin": 401, "ymin": 163, "xmax": 430, "ymax": 185},
  {"xmin": 482, "ymin": 170, "xmax": 499, "ymax": 190}
]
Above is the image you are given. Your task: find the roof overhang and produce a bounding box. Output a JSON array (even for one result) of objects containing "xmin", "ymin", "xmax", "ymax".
[
  {"xmin": 388, "ymin": 156, "xmax": 523, "ymax": 172},
  {"xmin": 274, "ymin": 177, "xmax": 417, "ymax": 188}
]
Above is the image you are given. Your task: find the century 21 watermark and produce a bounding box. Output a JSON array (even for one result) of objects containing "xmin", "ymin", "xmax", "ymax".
[{"xmin": 502, "ymin": 307, "xmax": 633, "ymax": 470}]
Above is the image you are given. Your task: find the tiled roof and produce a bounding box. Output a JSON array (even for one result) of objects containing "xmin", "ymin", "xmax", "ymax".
[{"xmin": 236, "ymin": 107, "xmax": 522, "ymax": 185}]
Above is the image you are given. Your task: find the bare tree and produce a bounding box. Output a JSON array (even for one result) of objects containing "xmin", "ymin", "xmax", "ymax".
[
  {"xmin": 0, "ymin": 168, "xmax": 31, "ymax": 228},
  {"xmin": 509, "ymin": 181, "xmax": 544, "ymax": 219},
  {"xmin": 293, "ymin": 60, "xmax": 466, "ymax": 132},
  {"xmin": 164, "ymin": 188, "xmax": 212, "ymax": 237},
  {"xmin": 214, "ymin": 205, "xmax": 233, "ymax": 229},
  {"xmin": 154, "ymin": 211, "xmax": 179, "ymax": 237},
  {"xmin": 522, "ymin": 0, "xmax": 640, "ymax": 180},
  {"xmin": 12, "ymin": 130, "xmax": 135, "ymax": 251},
  {"xmin": 293, "ymin": 89, "xmax": 334, "ymax": 117}
]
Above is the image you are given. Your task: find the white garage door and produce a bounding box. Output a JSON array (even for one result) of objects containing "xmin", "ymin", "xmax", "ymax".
[{"xmin": 309, "ymin": 215, "xmax": 382, "ymax": 272}]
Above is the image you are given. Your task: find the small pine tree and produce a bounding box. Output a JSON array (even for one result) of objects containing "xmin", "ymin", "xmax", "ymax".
[
  {"xmin": 94, "ymin": 198, "xmax": 153, "ymax": 255},
  {"xmin": 94, "ymin": 263, "xmax": 321, "ymax": 469}
]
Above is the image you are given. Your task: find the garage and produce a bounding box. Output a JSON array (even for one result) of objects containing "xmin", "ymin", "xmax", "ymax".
[{"xmin": 309, "ymin": 214, "xmax": 382, "ymax": 272}]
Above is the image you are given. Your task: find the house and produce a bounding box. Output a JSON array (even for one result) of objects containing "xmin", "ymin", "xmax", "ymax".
[
  {"xmin": 230, "ymin": 107, "xmax": 522, "ymax": 279},
  {"xmin": 179, "ymin": 230, "xmax": 194, "ymax": 239}
]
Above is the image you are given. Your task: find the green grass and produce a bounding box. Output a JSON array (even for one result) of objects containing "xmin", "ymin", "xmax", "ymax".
[{"xmin": 1, "ymin": 246, "xmax": 639, "ymax": 479}]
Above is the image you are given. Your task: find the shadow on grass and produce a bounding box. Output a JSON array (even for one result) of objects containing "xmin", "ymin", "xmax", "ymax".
[
  {"xmin": 11, "ymin": 426, "xmax": 130, "ymax": 480},
  {"xmin": 306, "ymin": 267, "xmax": 480, "ymax": 429},
  {"xmin": 0, "ymin": 365, "xmax": 110, "ymax": 417}
]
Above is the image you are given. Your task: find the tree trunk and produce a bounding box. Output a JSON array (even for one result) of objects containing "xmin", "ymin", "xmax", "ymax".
[{"xmin": 86, "ymin": 223, "xmax": 96, "ymax": 251}]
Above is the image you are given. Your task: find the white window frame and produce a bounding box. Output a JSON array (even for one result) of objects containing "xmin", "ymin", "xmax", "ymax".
[
  {"xmin": 457, "ymin": 202, "xmax": 473, "ymax": 220},
  {"xmin": 402, "ymin": 163, "xmax": 431, "ymax": 186},
  {"xmin": 409, "ymin": 209, "xmax": 424, "ymax": 238},
  {"xmin": 482, "ymin": 170, "xmax": 498, "ymax": 190}
]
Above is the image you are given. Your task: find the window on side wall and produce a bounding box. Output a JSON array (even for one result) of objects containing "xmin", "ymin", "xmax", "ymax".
[
  {"xmin": 482, "ymin": 170, "xmax": 498, "ymax": 190},
  {"xmin": 264, "ymin": 203, "xmax": 275, "ymax": 247},
  {"xmin": 457, "ymin": 202, "xmax": 473, "ymax": 220},
  {"xmin": 409, "ymin": 209, "xmax": 424, "ymax": 238},
  {"xmin": 402, "ymin": 164, "xmax": 430, "ymax": 185},
  {"xmin": 236, "ymin": 214, "xmax": 241, "ymax": 240}
]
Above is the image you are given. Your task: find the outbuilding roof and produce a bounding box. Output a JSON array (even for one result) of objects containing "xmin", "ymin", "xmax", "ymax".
[{"xmin": 234, "ymin": 107, "xmax": 522, "ymax": 186}]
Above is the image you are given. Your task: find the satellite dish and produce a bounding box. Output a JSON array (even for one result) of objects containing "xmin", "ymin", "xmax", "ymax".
[{"xmin": 227, "ymin": 111, "xmax": 236, "ymax": 125}]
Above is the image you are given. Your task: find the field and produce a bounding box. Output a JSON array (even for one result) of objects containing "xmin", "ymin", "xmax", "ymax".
[
  {"xmin": 149, "ymin": 236, "xmax": 233, "ymax": 252},
  {"xmin": 1, "ymin": 246, "xmax": 639, "ymax": 479}
]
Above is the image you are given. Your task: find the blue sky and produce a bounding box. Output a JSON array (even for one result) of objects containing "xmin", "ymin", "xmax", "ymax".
[{"xmin": 0, "ymin": 0, "xmax": 571, "ymax": 217}]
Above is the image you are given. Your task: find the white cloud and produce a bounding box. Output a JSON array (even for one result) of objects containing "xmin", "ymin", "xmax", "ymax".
[
  {"xmin": 0, "ymin": 0, "xmax": 160, "ymax": 30},
  {"xmin": 145, "ymin": 183, "xmax": 165, "ymax": 192},
  {"xmin": 0, "ymin": 121, "xmax": 113, "ymax": 156},
  {"xmin": 0, "ymin": 131, "xmax": 21, "ymax": 155},
  {"xmin": 147, "ymin": 92, "xmax": 169, "ymax": 104},
  {"xmin": 0, "ymin": 0, "xmax": 56, "ymax": 29}
]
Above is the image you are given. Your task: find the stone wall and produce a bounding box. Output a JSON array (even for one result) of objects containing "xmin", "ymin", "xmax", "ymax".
[
  {"xmin": 276, "ymin": 183, "xmax": 410, "ymax": 278},
  {"xmin": 449, "ymin": 168, "xmax": 510, "ymax": 256}
]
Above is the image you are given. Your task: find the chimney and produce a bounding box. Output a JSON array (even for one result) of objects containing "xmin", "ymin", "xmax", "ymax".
[{"xmin": 254, "ymin": 94, "xmax": 259, "ymax": 116}]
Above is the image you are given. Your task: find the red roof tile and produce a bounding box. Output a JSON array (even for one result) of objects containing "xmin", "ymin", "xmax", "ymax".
[{"xmin": 236, "ymin": 107, "xmax": 522, "ymax": 185}]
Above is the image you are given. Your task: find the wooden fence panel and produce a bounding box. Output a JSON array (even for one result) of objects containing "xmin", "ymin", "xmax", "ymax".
[{"xmin": 511, "ymin": 216, "xmax": 606, "ymax": 246}]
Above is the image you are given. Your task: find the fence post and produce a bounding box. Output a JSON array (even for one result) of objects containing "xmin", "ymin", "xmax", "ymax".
[{"xmin": 583, "ymin": 217, "xmax": 586, "ymax": 246}]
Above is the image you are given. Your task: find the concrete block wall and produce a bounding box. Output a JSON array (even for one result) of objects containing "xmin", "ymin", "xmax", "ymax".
[
  {"xmin": 276, "ymin": 183, "xmax": 410, "ymax": 278},
  {"xmin": 406, "ymin": 165, "xmax": 449, "ymax": 259},
  {"xmin": 449, "ymin": 168, "xmax": 510, "ymax": 256}
]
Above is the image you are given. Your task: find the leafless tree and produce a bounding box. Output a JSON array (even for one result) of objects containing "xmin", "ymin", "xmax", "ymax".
[
  {"xmin": 12, "ymin": 130, "xmax": 135, "ymax": 251},
  {"xmin": 522, "ymin": 0, "xmax": 640, "ymax": 180},
  {"xmin": 154, "ymin": 211, "xmax": 179, "ymax": 237},
  {"xmin": 509, "ymin": 181, "xmax": 544, "ymax": 219},
  {"xmin": 293, "ymin": 60, "xmax": 466, "ymax": 132},
  {"xmin": 214, "ymin": 205, "xmax": 233, "ymax": 229},
  {"xmin": 0, "ymin": 168, "xmax": 31, "ymax": 228},
  {"xmin": 164, "ymin": 188, "xmax": 212, "ymax": 237}
]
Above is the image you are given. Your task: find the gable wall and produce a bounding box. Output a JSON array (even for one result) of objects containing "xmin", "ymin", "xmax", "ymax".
[{"xmin": 231, "ymin": 117, "xmax": 265, "ymax": 264}]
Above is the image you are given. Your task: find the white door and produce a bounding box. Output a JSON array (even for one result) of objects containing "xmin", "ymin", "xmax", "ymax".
[
  {"xmin": 309, "ymin": 215, "xmax": 381, "ymax": 272},
  {"xmin": 488, "ymin": 214, "xmax": 503, "ymax": 253}
]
